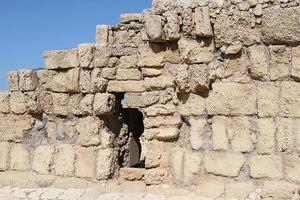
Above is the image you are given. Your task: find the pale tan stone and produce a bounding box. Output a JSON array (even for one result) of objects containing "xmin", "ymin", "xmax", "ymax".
[
  {"xmin": 248, "ymin": 45, "xmax": 269, "ymax": 79},
  {"xmin": 10, "ymin": 144, "xmax": 30, "ymax": 171},
  {"xmin": 93, "ymin": 93, "xmax": 115, "ymax": 116},
  {"xmin": 294, "ymin": 118, "xmax": 300, "ymax": 153},
  {"xmin": 75, "ymin": 148, "xmax": 96, "ymax": 178},
  {"xmin": 93, "ymin": 44, "xmax": 112, "ymax": 67},
  {"xmin": 96, "ymin": 148, "xmax": 117, "ymax": 180},
  {"xmin": 196, "ymin": 175, "xmax": 225, "ymax": 198},
  {"xmin": 203, "ymin": 152, "xmax": 246, "ymax": 177},
  {"xmin": 91, "ymin": 68, "xmax": 108, "ymax": 92},
  {"xmin": 178, "ymin": 93, "xmax": 205, "ymax": 116},
  {"xmin": 276, "ymin": 118, "xmax": 294, "ymax": 153},
  {"xmin": 107, "ymin": 81, "xmax": 145, "ymax": 92},
  {"xmin": 120, "ymin": 13, "xmax": 142, "ymax": 24},
  {"xmin": 143, "ymin": 12, "xmax": 163, "ymax": 42},
  {"xmin": 18, "ymin": 69, "xmax": 39, "ymax": 91},
  {"xmin": 280, "ymin": 81, "xmax": 300, "ymax": 117},
  {"xmin": 189, "ymin": 64, "xmax": 209, "ymax": 93},
  {"xmin": 144, "ymin": 76, "xmax": 174, "ymax": 91},
  {"xmin": 291, "ymin": 46, "xmax": 300, "ymax": 80},
  {"xmin": 68, "ymin": 94, "xmax": 94, "ymax": 115},
  {"xmin": 143, "ymin": 103, "xmax": 176, "ymax": 117},
  {"xmin": 145, "ymin": 127, "xmax": 179, "ymax": 141},
  {"xmin": 212, "ymin": 116, "xmax": 228, "ymax": 151},
  {"xmin": 269, "ymin": 45, "xmax": 290, "ymax": 81},
  {"xmin": 137, "ymin": 43, "xmax": 164, "ymax": 67},
  {"xmin": 119, "ymin": 167, "xmax": 145, "ymax": 181},
  {"xmin": 0, "ymin": 92, "xmax": 10, "ymax": 113},
  {"xmin": 7, "ymin": 71, "xmax": 19, "ymax": 91},
  {"xmin": 164, "ymin": 10, "xmax": 180, "ymax": 40},
  {"xmin": 32, "ymin": 145, "xmax": 55, "ymax": 174},
  {"xmin": 144, "ymin": 115, "xmax": 182, "ymax": 129},
  {"xmin": 78, "ymin": 43, "xmax": 94, "ymax": 68},
  {"xmin": 183, "ymin": 151, "xmax": 202, "ymax": 184},
  {"xmin": 144, "ymin": 168, "xmax": 167, "ymax": 185},
  {"xmin": 141, "ymin": 68, "xmax": 162, "ymax": 77},
  {"xmin": 10, "ymin": 91, "xmax": 27, "ymax": 114},
  {"xmin": 117, "ymin": 55, "xmax": 138, "ymax": 69},
  {"xmin": 284, "ymin": 154, "xmax": 300, "ymax": 183},
  {"xmin": 48, "ymin": 68, "xmax": 80, "ymax": 93},
  {"xmin": 96, "ymin": 25, "xmax": 109, "ymax": 44},
  {"xmin": 225, "ymin": 181, "xmax": 256, "ymax": 199},
  {"xmin": 249, "ymin": 155, "xmax": 283, "ymax": 179},
  {"xmin": 44, "ymin": 48, "xmax": 79, "ymax": 69},
  {"xmin": 189, "ymin": 118, "xmax": 206, "ymax": 150},
  {"xmin": 0, "ymin": 142, "xmax": 10, "ymax": 171},
  {"xmin": 257, "ymin": 82, "xmax": 280, "ymax": 117},
  {"xmin": 194, "ymin": 7, "xmax": 213, "ymax": 37},
  {"xmin": 54, "ymin": 144, "xmax": 75, "ymax": 176},
  {"xmin": 170, "ymin": 148, "xmax": 184, "ymax": 183},
  {"xmin": 261, "ymin": 181, "xmax": 300, "ymax": 200},
  {"xmin": 145, "ymin": 141, "xmax": 162, "ymax": 168},
  {"xmin": 52, "ymin": 93, "xmax": 69, "ymax": 116},
  {"xmin": 257, "ymin": 118, "xmax": 276, "ymax": 154},
  {"xmin": 116, "ymin": 69, "xmax": 142, "ymax": 80}
]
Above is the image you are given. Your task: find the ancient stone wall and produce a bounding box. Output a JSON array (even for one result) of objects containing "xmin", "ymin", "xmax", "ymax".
[{"xmin": 1, "ymin": 0, "xmax": 300, "ymax": 199}]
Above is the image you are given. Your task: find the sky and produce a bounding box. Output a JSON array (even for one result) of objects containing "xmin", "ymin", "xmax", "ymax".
[{"xmin": 0, "ymin": 0, "xmax": 152, "ymax": 90}]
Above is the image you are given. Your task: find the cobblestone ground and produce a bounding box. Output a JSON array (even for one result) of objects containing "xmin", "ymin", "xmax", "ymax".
[{"xmin": 0, "ymin": 187, "xmax": 247, "ymax": 200}]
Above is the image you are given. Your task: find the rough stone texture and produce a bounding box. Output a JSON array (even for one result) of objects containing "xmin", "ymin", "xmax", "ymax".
[
  {"xmin": 96, "ymin": 148, "xmax": 117, "ymax": 180},
  {"xmin": 212, "ymin": 116, "xmax": 228, "ymax": 151},
  {"xmin": 54, "ymin": 144, "xmax": 75, "ymax": 176},
  {"xmin": 10, "ymin": 144, "xmax": 30, "ymax": 171},
  {"xmin": 0, "ymin": 142, "xmax": 10, "ymax": 171},
  {"xmin": 75, "ymin": 148, "xmax": 96, "ymax": 178},
  {"xmin": 249, "ymin": 155, "xmax": 283, "ymax": 179},
  {"xmin": 0, "ymin": 92, "xmax": 10, "ymax": 113},
  {"xmin": 280, "ymin": 82, "xmax": 300, "ymax": 117},
  {"xmin": 257, "ymin": 82, "xmax": 280, "ymax": 117},
  {"xmin": 93, "ymin": 93, "xmax": 115, "ymax": 115},
  {"xmin": 44, "ymin": 48, "xmax": 79, "ymax": 69},
  {"xmin": 261, "ymin": 181, "xmax": 300, "ymax": 200},
  {"xmin": 257, "ymin": 118, "xmax": 276, "ymax": 154},
  {"xmin": 32, "ymin": 145, "xmax": 55, "ymax": 174}
]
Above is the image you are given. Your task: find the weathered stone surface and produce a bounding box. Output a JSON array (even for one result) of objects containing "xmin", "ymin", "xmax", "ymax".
[
  {"xmin": 18, "ymin": 69, "xmax": 39, "ymax": 91},
  {"xmin": 10, "ymin": 144, "xmax": 30, "ymax": 171},
  {"xmin": 32, "ymin": 145, "xmax": 55, "ymax": 174},
  {"xmin": 257, "ymin": 118, "xmax": 276, "ymax": 154},
  {"xmin": 48, "ymin": 68, "xmax": 80, "ymax": 93},
  {"xmin": 269, "ymin": 45, "xmax": 290, "ymax": 81},
  {"xmin": 145, "ymin": 141, "xmax": 163, "ymax": 168},
  {"xmin": 225, "ymin": 181, "xmax": 256, "ymax": 199},
  {"xmin": 283, "ymin": 155, "xmax": 300, "ymax": 183},
  {"xmin": 143, "ymin": 11, "xmax": 163, "ymax": 42},
  {"xmin": 248, "ymin": 45, "xmax": 269, "ymax": 79},
  {"xmin": 145, "ymin": 127, "xmax": 179, "ymax": 141},
  {"xmin": 96, "ymin": 148, "xmax": 117, "ymax": 180},
  {"xmin": 281, "ymin": 81, "xmax": 300, "ymax": 117},
  {"xmin": 144, "ymin": 115, "xmax": 182, "ymax": 129},
  {"xmin": 75, "ymin": 148, "xmax": 96, "ymax": 178},
  {"xmin": 116, "ymin": 69, "xmax": 142, "ymax": 80},
  {"xmin": 291, "ymin": 46, "xmax": 300, "ymax": 80},
  {"xmin": 137, "ymin": 44, "xmax": 165, "ymax": 67},
  {"xmin": 203, "ymin": 152, "xmax": 246, "ymax": 177},
  {"xmin": 68, "ymin": 94, "xmax": 94, "ymax": 115},
  {"xmin": 96, "ymin": 25, "xmax": 109, "ymax": 44},
  {"xmin": 93, "ymin": 44, "xmax": 112, "ymax": 67},
  {"xmin": 44, "ymin": 48, "xmax": 79, "ymax": 69},
  {"xmin": 178, "ymin": 93, "xmax": 205, "ymax": 116},
  {"xmin": 54, "ymin": 144, "xmax": 75, "ymax": 176},
  {"xmin": 249, "ymin": 155, "xmax": 283, "ymax": 179},
  {"xmin": 119, "ymin": 167, "xmax": 145, "ymax": 181},
  {"xmin": 144, "ymin": 76, "xmax": 174, "ymax": 91},
  {"xmin": 189, "ymin": 64, "xmax": 209, "ymax": 93},
  {"xmin": 262, "ymin": 7, "xmax": 300, "ymax": 45},
  {"xmin": 276, "ymin": 118, "xmax": 294, "ymax": 153},
  {"xmin": 0, "ymin": 142, "xmax": 9, "ymax": 171},
  {"xmin": 52, "ymin": 93, "xmax": 69, "ymax": 116},
  {"xmin": 261, "ymin": 181, "xmax": 300, "ymax": 200},
  {"xmin": 196, "ymin": 175, "xmax": 225, "ymax": 198},
  {"xmin": 144, "ymin": 168, "xmax": 167, "ymax": 185},
  {"xmin": 194, "ymin": 7, "xmax": 213, "ymax": 37},
  {"xmin": 7, "ymin": 71, "xmax": 19, "ymax": 91},
  {"xmin": 212, "ymin": 116, "xmax": 228, "ymax": 151},
  {"xmin": 75, "ymin": 116, "xmax": 102, "ymax": 147},
  {"xmin": 107, "ymin": 81, "xmax": 145, "ymax": 92},
  {"xmin": 257, "ymin": 82, "xmax": 280, "ymax": 117},
  {"xmin": 117, "ymin": 55, "xmax": 138, "ymax": 69},
  {"xmin": 93, "ymin": 93, "xmax": 115, "ymax": 116},
  {"xmin": 10, "ymin": 91, "xmax": 27, "ymax": 114},
  {"xmin": 78, "ymin": 43, "xmax": 94, "ymax": 68},
  {"xmin": 120, "ymin": 13, "xmax": 142, "ymax": 24},
  {"xmin": 164, "ymin": 11, "xmax": 180, "ymax": 40},
  {"xmin": 189, "ymin": 118, "xmax": 206, "ymax": 150},
  {"xmin": 0, "ymin": 92, "xmax": 10, "ymax": 113}
]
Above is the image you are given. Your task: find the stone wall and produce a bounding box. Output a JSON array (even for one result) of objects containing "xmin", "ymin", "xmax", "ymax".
[{"xmin": 1, "ymin": 0, "xmax": 300, "ymax": 199}]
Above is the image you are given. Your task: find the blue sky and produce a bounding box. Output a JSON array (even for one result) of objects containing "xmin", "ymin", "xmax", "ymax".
[{"xmin": 0, "ymin": 0, "xmax": 152, "ymax": 90}]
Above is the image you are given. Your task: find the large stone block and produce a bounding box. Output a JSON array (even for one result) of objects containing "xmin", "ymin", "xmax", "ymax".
[
  {"xmin": 137, "ymin": 44, "xmax": 165, "ymax": 67},
  {"xmin": 281, "ymin": 81, "xmax": 300, "ymax": 117},
  {"xmin": 249, "ymin": 155, "xmax": 283, "ymax": 179},
  {"xmin": 194, "ymin": 7, "xmax": 213, "ymax": 37},
  {"xmin": 0, "ymin": 142, "xmax": 9, "ymax": 171},
  {"xmin": 120, "ymin": 13, "xmax": 142, "ymax": 24},
  {"xmin": 32, "ymin": 145, "xmax": 55, "ymax": 174},
  {"xmin": 116, "ymin": 69, "xmax": 142, "ymax": 80},
  {"xmin": 269, "ymin": 45, "xmax": 290, "ymax": 81},
  {"xmin": 119, "ymin": 167, "xmax": 145, "ymax": 181},
  {"xmin": 75, "ymin": 116, "xmax": 102, "ymax": 147},
  {"xmin": 7, "ymin": 71, "xmax": 19, "ymax": 91},
  {"xmin": 196, "ymin": 175, "xmax": 225, "ymax": 198},
  {"xmin": 248, "ymin": 45, "xmax": 269, "ymax": 80},
  {"xmin": 203, "ymin": 152, "xmax": 246, "ymax": 177},
  {"xmin": 96, "ymin": 148, "xmax": 117, "ymax": 180},
  {"xmin": 291, "ymin": 46, "xmax": 300, "ymax": 80},
  {"xmin": 144, "ymin": 76, "xmax": 174, "ymax": 91},
  {"xmin": 10, "ymin": 144, "xmax": 30, "ymax": 171},
  {"xmin": 44, "ymin": 48, "xmax": 79, "ymax": 69},
  {"xmin": 9, "ymin": 91, "xmax": 27, "ymax": 114},
  {"xmin": 189, "ymin": 118, "xmax": 206, "ymax": 150},
  {"xmin": 178, "ymin": 93, "xmax": 205, "ymax": 116},
  {"xmin": 78, "ymin": 43, "xmax": 94, "ymax": 68},
  {"xmin": 144, "ymin": 168, "xmax": 167, "ymax": 185},
  {"xmin": 225, "ymin": 181, "xmax": 256, "ymax": 200},
  {"xmin": 0, "ymin": 92, "xmax": 10, "ymax": 113},
  {"xmin": 145, "ymin": 127, "xmax": 179, "ymax": 141},
  {"xmin": 96, "ymin": 25, "xmax": 109, "ymax": 44},
  {"xmin": 262, "ymin": 7, "xmax": 300, "ymax": 45},
  {"xmin": 93, "ymin": 93, "xmax": 115, "ymax": 116},
  {"xmin": 276, "ymin": 118, "xmax": 294, "ymax": 153},
  {"xmin": 48, "ymin": 68, "xmax": 80, "ymax": 93},
  {"xmin": 107, "ymin": 81, "xmax": 145, "ymax": 92},
  {"xmin": 52, "ymin": 93, "xmax": 69, "ymax": 116},
  {"xmin": 93, "ymin": 44, "xmax": 112, "ymax": 67},
  {"xmin": 207, "ymin": 82, "xmax": 257, "ymax": 115},
  {"xmin": 257, "ymin": 118, "xmax": 276, "ymax": 154},
  {"xmin": 143, "ymin": 11, "xmax": 163, "ymax": 42},
  {"xmin": 18, "ymin": 69, "xmax": 39, "ymax": 91},
  {"xmin": 75, "ymin": 148, "xmax": 96, "ymax": 178},
  {"xmin": 164, "ymin": 11, "xmax": 180, "ymax": 40},
  {"xmin": 284, "ymin": 155, "xmax": 300, "ymax": 183},
  {"xmin": 212, "ymin": 116, "xmax": 228, "ymax": 151},
  {"xmin": 68, "ymin": 94, "xmax": 94, "ymax": 115},
  {"xmin": 189, "ymin": 64, "xmax": 209, "ymax": 93},
  {"xmin": 144, "ymin": 115, "xmax": 182, "ymax": 129},
  {"xmin": 145, "ymin": 141, "xmax": 163, "ymax": 168},
  {"xmin": 257, "ymin": 82, "xmax": 280, "ymax": 117},
  {"xmin": 54, "ymin": 144, "xmax": 75, "ymax": 176},
  {"xmin": 261, "ymin": 181, "xmax": 300, "ymax": 200}
]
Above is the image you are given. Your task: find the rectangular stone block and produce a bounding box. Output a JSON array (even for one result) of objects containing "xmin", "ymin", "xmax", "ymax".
[
  {"xmin": 194, "ymin": 7, "xmax": 213, "ymax": 37},
  {"xmin": 276, "ymin": 118, "xmax": 294, "ymax": 153},
  {"xmin": 10, "ymin": 144, "xmax": 30, "ymax": 171},
  {"xmin": 96, "ymin": 25, "xmax": 109, "ymax": 44},
  {"xmin": 269, "ymin": 45, "xmax": 290, "ymax": 80},
  {"xmin": 52, "ymin": 93, "xmax": 69, "ymax": 116},
  {"xmin": 249, "ymin": 155, "xmax": 283, "ymax": 179},
  {"xmin": 120, "ymin": 13, "xmax": 142, "ymax": 24},
  {"xmin": 96, "ymin": 148, "xmax": 117, "ymax": 180},
  {"xmin": 18, "ymin": 69, "xmax": 39, "ymax": 91},
  {"xmin": 164, "ymin": 11, "xmax": 180, "ymax": 40},
  {"xmin": 144, "ymin": 115, "xmax": 182, "ymax": 129},
  {"xmin": 68, "ymin": 94, "xmax": 94, "ymax": 116},
  {"xmin": 207, "ymin": 82, "xmax": 257, "ymax": 115},
  {"xmin": 143, "ymin": 103, "xmax": 176, "ymax": 117},
  {"xmin": 78, "ymin": 43, "xmax": 94, "ymax": 68},
  {"xmin": 48, "ymin": 68, "xmax": 80, "ymax": 93},
  {"xmin": 54, "ymin": 144, "xmax": 75, "ymax": 176},
  {"xmin": 248, "ymin": 45, "xmax": 268, "ymax": 79},
  {"xmin": 281, "ymin": 81, "xmax": 300, "ymax": 117},
  {"xmin": 137, "ymin": 44, "xmax": 164, "ymax": 67},
  {"xmin": 144, "ymin": 76, "xmax": 174, "ymax": 91},
  {"xmin": 9, "ymin": 91, "xmax": 27, "ymax": 114},
  {"xmin": 0, "ymin": 92, "xmax": 10, "ymax": 114},
  {"xmin": 143, "ymin": 11, "xmax": 163, "ymax": 42},
  {"xmin": 257, "ymin": 118, "xmax": 276, "ymax": 155},
  {"xmin": 212, "ymin": 116, "xmax": 228, "ymax": 151},
  {"xmin": 93, "ymin": 93, "xmax": 115, "ymax": 116},
  {"xmin": 284, "ymin": 155, "xmax": 300, "ymax": 183},
  {"xmin": 116, "ymin": 69, "xmax": 142, "ymax": 80},
  {"xmin": 107, "ymin": 81, "xmax": 145, "ymax": 92},
  {"xmin": 119, "ymin": 167, "xmax": 145, "ymax": 181},
  {"xmin": 0, "ymin": 142, "xmax": 9, "ymax": 171},
  {"xmin": 189, "ymin": 118, "xmax": 206, "ymax": 150},
  {"xmin": 196, "ymin": 175, "xmax": 225, "ymax": 198},
  {"xmin": 144, "ymin": 168, "xmax": 167, "ymax": 185},
  {"xmin": 93, "ymin": 44, "xmax": 112, "ymax": 67},
  {"xmin": 32, "ymin": 145, "xmax": 55, "ymax": 174},
  {"xmin": 44, "ymin": 48, "xmax": 79, "ymax": 69},
  {"xmin": 121, "ymin": 93, "xmax": 144, "ymax": 109},
  {"xmin": 225, "ymin": 181, "xmax": 256, "ymax": 200},
  {"xmin": 261, "ymin": 181, "xmax": 300, "ymax": 200},
  {"xmin": 178, "ymin": 93, "xmax": 205, "ymax": 116},
  {"xmin": 7, "ymin": 71, "xmax": 19, "ymax": 91},
  {"xmin": 257, "ymin": 82, "xmax": 280, "ymax": 117},
  {"xmin": 75, "ymin": 148, "xmax": 96, "ymax": 178},
  {"xmin": 292, "ymin": 46, "xmax": 300, "ymax": 80}
]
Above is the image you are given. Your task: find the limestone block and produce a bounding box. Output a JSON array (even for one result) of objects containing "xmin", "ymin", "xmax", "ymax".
[
  {"xmin": 18, "ymin": 69, "xmax": 39, "ymax": 91},
  {"xmin": 291, "ymin": 46, "xmax": 300, "ymax": 80},
  {"xmin": 228, "ymin": 117, "xmax": 254, "ymax": 153},
  {"xmin": 75, "ymin": 148, "xmax": 96, "ymax": 178},
  {"xmin": 120, "ymin": 13, "xmax": 142, "ymax": 24},
  {"xmin": 117, "ymin": 55, "xmax": 138, "ymax": 69},
  {"xmin": 269, "ymin": 45, "xmax": 290, "ymax": 80},
  {"xmin": 101, "ymin": 68, "xmax": 116, "ymax": 80},
  {"xmin": 0, "ymin": 114, "xmax": 32, "ymax": 142},
  {"xmin": 144, "ymin": 76, "xmax": 174, "ymax": 91},
  {"xmin": 54, "ymin": 144, "xmax": 75, "ymax": 176},
  {"xmin": 44, "ymin": 48, "xmax": 79, "ymax": 69},
  {"xmin": 225, "ymin": 181, "xmax": 256, "ymax": 199},
  {"xmin": 262, "ymin": 7, "xmax": 300, "ymax": 45},
  {"xmin": 36, "ymin": 69, "xmax": 56, "ymax": 90},
  {"xmin": 203, "ymin": 152, "xmax": 246, "ymax": 177},
  {"xmin": 152, "ymin": 0, "xmax": 177, "ymax": 14},
  {"xmin": 146, "ymin": 127, "xmax": 178, "ymax": 142},
  {"xmin": 0, "ymin": 92, "xmax": 10, "ymax": 113},
  {"xmin": 189, "ymin": 64, "xmax": 209, "ymax": 93},
  {"xmin": 276, "ymin": 118, "xmax": 294, "ymax": 153},
  {"xmin": 283, "ymin": 155, "xmax": 300, "ymax": 183},
  {"xmin": 39, "ymin": 91, "xmax": 53, "ymax": 114},
  {"xmin": 96, "ymin": 148, "xmax": 117, "ymax": 180},
  {"xmin": 0, "ymin": 142, "xmax": 9, "ymax": 171},
  {"xmin": 48, "ymin": 68, "xmax": 80, "ymax": 93},
  {"xmin": 183, "ymin": 151, "xmax": 202, "ymax": 184},
  {"xmin": 249, "ymin": 155, "xmax": 283, "ymax": 179},
  {"xmin": 100, "ymin": 129, "xmax": 113, "ymax": 149},
  {"xmin": 144, "ymin": 103, "xmax": 176, "ymax": 117},
  {"xmin": 142, "ymin": 92, "xmax": 160, "ymax": 106},
  {"xmin": 137, "ymin": 44, "xmax": 164, "ymax": 67},
  {"xmin": 10, "ymin": 144, "xmax": 30, "ymax": 171},
  {"xmin": 143, "ymin": 11, "xmax": 163, "ymax": 42},
  {"xmin": 257, "ymin": 118, "xmax": 276, "ymax": 154},
  {"xmin": 281, "ymin": 81, "xmax": 300, "ymax": 117},
  {"xmin": 178, "ymin": 93, "xmax": 205, "ymax": 116},
  {"xmin": 96, "ymin": 25, "xmax": 109, "ymax": 44},
  {"xmin": 261, "ymin": 181, "xmax": 300, "ymax": 200},
  {"xmin": 248, "ymin": 45, "xmax": 269, "ymax": 79},
  {"xmin": 196, "ymin": 175, "xmax": 225, "ymax": 198},
  {"xmin": 93, "ymin": 93, "xmax": 115, "ymax": 116},
  {"xmin": 78, "ymin": 43, "xmax": 94, "ymax": 68},
  {"xmin": 257, "ymin": 82, "xmax": 280, "ymax": 117},
  {"xmin": 91, "ymin": 68, "xmax": 108, "ymax": 92},
  {"xmin": 164, "ymin": 11, "xmax": 180, "ymax": 40},
  {"xmin": 170, "ymin": 148, "xmax": 184, "ymax": 182},
  {"xmin": 32, "ymin": 145, "xmax": 55, "ymax": 174},
  {"xmin": 214, "ymin": 10, "xmax": 261, "ymax": 47},
  {"xmin": 145, "ymin": 141, "xmax": 163, "ymax": 168},
  {"xmin": 144, "ymin": 115, "xmax": 182, "ymax": 129},
  {"xmin": 7, "ymin": 71, "xmax": 19, "ymax": 91},
  {"xmin": 212, "ymin": 116, "xmax": 228, "ymax": 151},
  {"xmin": 52, "ymin": 93, "xmax": 69, "ymax": 116},
  {"xmin": 121, "ymin": 93, "xmax": 144, "ymax": 108},
  {"xmin": 93, "ymin": 44, "xmax": 112, "ymax": 67},
  {"xmin": 68, "ymin": 94, "xmax": 94, "ymax": 115},
  {"xmin": 107, "ymin": 81, "xmax": 145, "ymax": 92},
  {"xmin": 144, "ymin": 168, "xmax": 167, "ymax": 185},
  {"xmin": 75, "ymin": 116, "xmax": 102, "ymax": 147},
  {"xmin": 194, "ymin": 7, "xmax": 213, "ymax": 37},
  {"xmin": 178, "ymin": 37, "xmax": 214, "ymax": 64},
  {"xmin": 119, "ymin": 167, "xmax": 145, "ymax": 181},
  {"xmin": 189, "ymin": 118, "xmax": 206, "ymax": 150},
  {"xmin": 295, "ymin": 118, "xmax": 300, "ymax": 153},
  {"xmin": 207, "ymin": 82, "xmax": 257, "ymax": 115},
  {"xmin": 10, "ymin": 91, "xmax": 27, "ymax": 114},
  {"xmin": 116, "ymin": 69, "xmax": 142, "ymax": 80}
]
